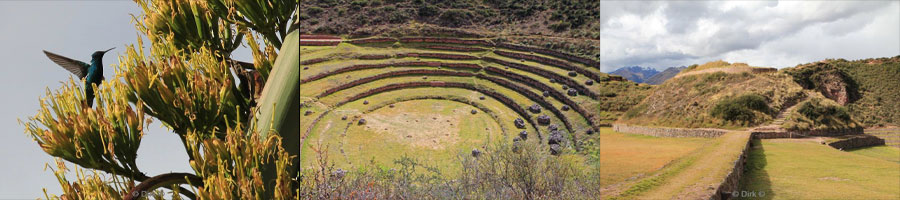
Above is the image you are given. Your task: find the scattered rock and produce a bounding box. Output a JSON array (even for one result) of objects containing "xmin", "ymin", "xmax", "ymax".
[
  {"xmin": 479, "ymin": 96, "xmax": 486, "ymax": 100},
  {"xmin": 568, "ymin": 71, "xmax": 577, "ymax": 77},
  {"xmin": 304, "ymin": 110, "xmax": 314, "ymax": 116},
  {"xmin": 341, "ymin": 116, "xmax": 348, "ymax": 120},
  {"xmin": 542, "ymin": 91, "xmax": 551, "ymax": 97},
  {"xmin": 549, "ymin": 79, "xmax": 556, "ymax": 83},
  {"xmin": 519, "ymin": 130, "xmax": 528, "ymax": 140},
  {"xmin": 512, "ymin": 138, "xmax": 522, "ymax": 153},
  {"xmin": 363, "ymin": 100, "xmax": 369, "ymax": 105},
  {"xmin": 514, "ymin": 118, "xmax": 526, "ymax": 129},
  {"xmin": 389, "ymin": 104, "xmax": 395, "ymax": 108},
  {"xmin": 303, "ymin": 67, "xmax": 308, "ymax": 70},
  {"xmin": 561, "ymin": 105, "xmax": 570, "ymax": 111},
  {"xmin": 528, "ymin": 104, "xmax": 542, "ymax": 113},
  {"xmin": 423, "ymin": 76, "xmax": 428, "ymax": 80},
  {"xmin": 550, "ymin": 144, "xmax": 562, "ymax": 155},
  {"xmin": 332, "ymin": 169, "xmax": 346, "ymax": 179},
  {"xmin": 562, "ymin": 85, "xmax": 568, "ymax": 90},
  {"xmin": 471, "ymin": 109, "xmax": 478, "ymax": 114},
  {"xmin": 567, "ymin": 89, "xmax": 578, "ymax": 96},
  {"xmin": 548, "ymin": 130, "xmax": 564, "ymax": 145},
  {"xmin": 358, "ymin": 119, "xmax": 367, "ymax": 125},
  {"xmin": 537, "ymin": 115, "xmax": 551, "ymax": 125},
  {"xmin": 585, "ymin": 80, "xmax": 594, "ymax": 85},
  {"xmin": 548, "ymin": 124, "xmax": 559, "ymax": 131},
  {"xmin": 471, "ymin": 148, "xmax": 482, "ymax": 157},
  {"xmin": 586, "ymin": 129, "xmax": 594, "ymax": 135}
]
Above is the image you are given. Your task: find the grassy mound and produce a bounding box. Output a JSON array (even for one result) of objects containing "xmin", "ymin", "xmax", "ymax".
[
  {"xmin": 619, "ymin": 61, "xmax": 804, "ymax": 129},
  {"xmin": 782, "ymin": 97, "xmax": 860, "ymax": 131}
]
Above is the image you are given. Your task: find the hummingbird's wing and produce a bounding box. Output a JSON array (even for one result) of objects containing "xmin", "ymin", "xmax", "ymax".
[{"xmin": 43, "ymin": 50, "xmax": 89, "ymax": 78}]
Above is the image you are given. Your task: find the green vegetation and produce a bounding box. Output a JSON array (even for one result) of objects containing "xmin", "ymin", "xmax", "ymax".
[
  {"xmin": 848, "ymin": 146, "xmax": 900, "ymax": 163},
  {"xmin": 782, "ymin": 97, "xmax": 859, "ymax": 130},
  {"xmin": 710, "ymin": 94, "xmax": 770, "ymax": 124},
  {"xmin": 784, "ymin": 56, "xmax": 900, "ymax": 126},
  {"xmin": 301, "ymin": 0, "xmax": 600, "ymax": 38},
  {"xmin": 739, "ymin": 139, "xmax": 900, "ymax": 199}
]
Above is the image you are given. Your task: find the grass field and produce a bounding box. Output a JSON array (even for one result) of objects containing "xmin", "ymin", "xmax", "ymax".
[
  {"xmin": 596, "ymin": 128, "xmax": 713, "ymax": 190},
  {"xmin": 739, "ymin": 139, "xmax": 900, "ymax": 200}
]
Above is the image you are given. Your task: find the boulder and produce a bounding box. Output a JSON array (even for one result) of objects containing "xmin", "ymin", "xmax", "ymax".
[
  {"xmin": 586, "ymin": 129, "xmax": 594, "ymax": 135},
  {"xmin": 341, "ymin": 116, "xmax": 348, "ymax": 120},
  {"xmin": 519, "ymin": 130, "xmax": 528, "ymax": 140},
  {"xmin": 585, "ymin": 80, "xmax": 594, "ymax": 85},
  {"xmin": 389, "ymin": 104, "xmax": 395, "ymax": 108},
  {"xmin": 537, "ymin": 115, "xmax": 551, "ymax": 125},
  {"xmin": 550, "ymin": 144, "xmax": 562, "ymax": 155},
  {"xmin": 567, "ymin": 89, "xmax": 578, "ymax": 96},
  {"xmin": 514, "ymin": 118, "xmax": 526, "ymax": 129},
  {"xmin": 471, "ymin": 109, "xmax": 478, "ymax": 114},
  {"xmin": 568, "ymin": 71, "xmax": 577, "ymax": 77},
  {"xmin": 548, "ymin": 130, "xmax": 564, "ymax": 145},
  {"xmin": 548, "ymin": 124, "xmax": 559, "ymax": 131},
  {"xmin": 358, "ymin": 119, "xmax": 367, "ymax": 125},
  {"xmin": 542, "ymin": 91, "xmax": 551, "ymax": 97},
  {"xmin": 303, "ymin": 67, "xmax": 308, "ymax": 70},
  {"xmin": 363, "ymin": 100, "xmax": 369, "ymax": 105},
  {"xmin": 479, "ymin": 96, "xmax": 486, "ymax": 100},
  {"xmin": 528, "ymin": 104, "xmax": 542, "ymax": 113},
  {"xmin": 423, "ymin": 76, "xmax": 428, "ymax": 80},
  {"xmin": 549, "ymin": 78, "xmax": 556, "ymax": 83},
  {"xmin": 471, "ymin": 148, "xmax": 482, "ymax": 157},
  {"xmin": 304, "ymin": 110, "xmax": 314, "ymax": 116},
  {"xmin": 562, "ymin": 85, "xmax": 568, "ymax": 90},
  {"xmin": 512, "ymin": 138, "xmax": 522, "ymax": 153},
  {"xmin": 561, "ymin": 105, "xmax": 570, "ymax": 111}
]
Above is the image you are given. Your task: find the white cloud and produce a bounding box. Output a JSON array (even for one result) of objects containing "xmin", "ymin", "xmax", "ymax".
[{"xmin": 600, "ymin": 1, "xmax": 900, "ymax": 72}]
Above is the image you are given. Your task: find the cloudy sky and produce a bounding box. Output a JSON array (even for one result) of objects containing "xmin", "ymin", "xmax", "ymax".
[{"xmin": 599, "ymin": 1, "xmax": 900, "ymax": 72}]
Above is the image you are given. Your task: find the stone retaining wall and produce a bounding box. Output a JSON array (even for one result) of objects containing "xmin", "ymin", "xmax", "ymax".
[
  {"xmin": 712, "ymin": 137, "xmax": 752, "ymax": 200},
  {"xmin": 827, "ymin": 135, "xmax": 885, "ymax": 150},
  {"xmin": 751, "ymin": 127, "xmax": 863, "ymax": 139},
  {"xmin": 612, "ymin": 124, "xmax": 728, "ymax": 138}
]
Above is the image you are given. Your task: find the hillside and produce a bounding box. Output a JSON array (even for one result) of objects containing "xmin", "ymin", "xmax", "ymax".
[
  {"xmin": 644, "ymin": 66, "xmax": 686, "ymax": 85},
  {"xmin": 299, "ymin": 0, "xmax": 599, "ymax": 39},
  {"xmin": 784, "ymin": 56, "xmax": 900, "ymax": 127},
  {"xmin": 609, "ymin": 66, "xmax": 659, "ymax": 83},
  {"xmin": 619, "ymin": 61, "xmax": 805, "ymax": 129}
]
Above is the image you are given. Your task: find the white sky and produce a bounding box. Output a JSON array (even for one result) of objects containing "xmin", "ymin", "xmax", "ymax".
[
  {"xmin": 0, "ymin": 1, "xmax": 254, "ymax": 198},
  {"xmin": 599, "ymin": 0, "xmax": 900, "ymax": 72}
]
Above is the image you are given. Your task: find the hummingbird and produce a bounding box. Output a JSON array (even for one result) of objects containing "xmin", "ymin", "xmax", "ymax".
[{"xmin": 43, "ymin": 48, "xmax": 115, "ymax": 107}]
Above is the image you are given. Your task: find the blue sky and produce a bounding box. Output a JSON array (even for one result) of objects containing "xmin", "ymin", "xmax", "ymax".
[{"xmin": 0, "ymin": 1, "xmax": 253, "ymax": 198}]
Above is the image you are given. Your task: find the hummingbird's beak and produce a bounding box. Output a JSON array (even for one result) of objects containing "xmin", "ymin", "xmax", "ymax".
[{"xmin": 103, "ymin": 47, "xmax": 115, "ymax": 53}]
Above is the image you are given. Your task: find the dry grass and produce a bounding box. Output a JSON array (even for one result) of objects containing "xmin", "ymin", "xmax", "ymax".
[{"xmin": 596, "ymin": 128, "xmax": 712, "ymax": 189}]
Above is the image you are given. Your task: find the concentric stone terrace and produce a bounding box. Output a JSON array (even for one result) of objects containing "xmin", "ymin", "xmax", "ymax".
[{"xmin": 300, "ymin": 35, "xmax": 605, "ymax": 169}]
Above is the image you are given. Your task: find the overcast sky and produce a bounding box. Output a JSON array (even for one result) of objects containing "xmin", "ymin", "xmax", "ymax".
[
  {"xmin": 0, "ymin": 1, "xmax": 252, "ymax": 198},
  {"xmin": 599, "ymin": 1, "xmax": 900, "ymax": 72}
]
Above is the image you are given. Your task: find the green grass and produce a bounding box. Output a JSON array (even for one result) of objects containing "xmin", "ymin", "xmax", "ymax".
[
  {"xmin": 739, "ymin": 139, "xmax": 900, "ymax": 200},
  {"xmin": 848, "ymin": 146, "xmax": 900, "ymax": 163},
  {"xmin": 593, "ymin": 128, "xmax": 712, "ymax": 188}
]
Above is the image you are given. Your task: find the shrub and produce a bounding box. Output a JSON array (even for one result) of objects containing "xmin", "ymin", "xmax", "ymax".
[
  {"xmin": 710, "ymin": 94, "xmax": 770, "ymax": 123},
  {"xmin": 418, "ymin": 3, "xmax": 439, "ymax": 17},
  {"xmin": 549, "ymin": 21, "xmax": 571, "ymax": 32},
  {"xmin": 438, "ymin": 9, "xmax": 473, "ymax": 27},
  {"xmin": 308, "ymin": 6, "xmax": 325, "ymax": 16}
]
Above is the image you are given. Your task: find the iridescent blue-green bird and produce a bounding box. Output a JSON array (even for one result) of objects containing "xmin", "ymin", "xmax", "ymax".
[{"xmin": 43, "ymin": 48, "xmax": 114, "ymax": 107}]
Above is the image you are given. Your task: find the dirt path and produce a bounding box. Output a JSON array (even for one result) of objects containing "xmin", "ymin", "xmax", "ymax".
[
  {"xmin": 751, "ymin": 93, "xmax": 809, "ymax": 133},
  {"xmin": 636, "ymin": 131, "xmax": 751, "ymax": 200}
]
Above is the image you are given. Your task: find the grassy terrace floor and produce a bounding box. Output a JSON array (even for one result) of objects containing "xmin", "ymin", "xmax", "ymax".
[{"xmin": 739, "ymin": 139, "xmax": 900, "ymax": 200}]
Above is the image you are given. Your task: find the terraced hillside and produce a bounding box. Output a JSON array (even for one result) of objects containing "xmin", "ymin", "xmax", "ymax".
[{"xmin": 300, "ymin": 35, "xmax": 605, "ymax": 170}]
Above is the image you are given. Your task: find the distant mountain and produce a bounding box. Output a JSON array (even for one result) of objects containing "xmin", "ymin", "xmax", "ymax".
[
  {"xmin": 610, "ymin": 66, "xmax": 659, "ymax": 83},
  {"xmin": 645, "ymin": 66, "xmax": 687, "ymax": 85}
]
